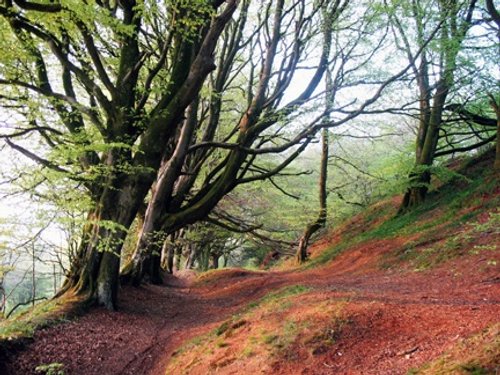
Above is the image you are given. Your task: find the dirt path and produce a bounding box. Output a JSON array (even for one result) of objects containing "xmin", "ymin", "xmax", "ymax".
[{"xmin": 2, "ymin": 252, "xmax": 499, "ymax": 375}]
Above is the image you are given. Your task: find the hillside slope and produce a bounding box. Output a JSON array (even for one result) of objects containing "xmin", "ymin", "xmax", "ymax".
[
  {"xmin": 163, "ymin": 151, "xmax": 499, "ymax": 374},
  {"xmin": 1, "ymin": 150, "xmax": 499, "ymax": 375}
]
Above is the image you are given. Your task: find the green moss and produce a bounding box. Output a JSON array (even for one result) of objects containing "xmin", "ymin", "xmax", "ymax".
[
  {"xmin": 215, "ymin": 321, "xmax": 230, "ymax": 336},
  {"xmin": 262, "ymin": 333, "xmax": 279, "ymax": 344},
  {"xmin": 306, "ymin": 241, "xmax": 352, "ymax": 268},
  {"xmin": 34, "ymin": 362, "xmax": 65, "ymax": 375},
  {"xmin": 0, "ymin": 298, "xmax": 73, "ymax": 341},
  {"xmin": 171, "ymin": 284, "xmax": 312, "ymax": 363}
]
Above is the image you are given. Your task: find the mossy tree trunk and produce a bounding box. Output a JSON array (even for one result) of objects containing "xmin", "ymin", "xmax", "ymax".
[{"xmin": 59, "ymin": 174, "xmax": 148, "ymax": 309}]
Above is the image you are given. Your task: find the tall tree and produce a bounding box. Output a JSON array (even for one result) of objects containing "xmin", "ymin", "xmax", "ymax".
[
  {"xmin": 390, "ymin": 0, "xmax": 478, "ymax": 211},
  {"xmin": 123, "ymin": 0, "xmax": 349, "ymax": 284},
  {"xmin": 296, "ymin": 127, "xmax": 328, "ymax": 263}
]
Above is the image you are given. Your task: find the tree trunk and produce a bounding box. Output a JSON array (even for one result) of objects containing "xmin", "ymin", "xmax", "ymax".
[
  {"xmin": 399, "ymin": 1, "xmax": 477, "ymax": 212},
  {"xmin": 199, "ymin": 247, "xmax": 210, "ymax": 271},
  {"xmin": 149, "ymin": 251, "xmax": 163, "ymax": 285},
  {"xmin": 164, "ymin": 239, "xmax": 175, "ymax": 274},
  {"xmin": 210, "ymin": 253, "xmax": 219, "ymax": 270},
  {"xmin": 400, "ymin": 80, "xmax": 449, "ymax": 212},
  {"xmin": 185, "ymin": 244, "xmax": 198, "ymax": 269},
  {"xmin": 75, "ymin": 225, "xmax": 129, "ymax": 309},
  {"xmin": 175, "ymin": 244, "xmax": 183, "ymax": 272},
  {"xmin": 63, "ymin": 219, "xmax": 130, "ymax": 310},
  {"xmin": 58, "ymin": 170, "xmax": 149, "ymax": 310},
  {"xmin": 495, "ymin": 114, "xmax": 500, "ymax": 171},
  {"xmin": 297, "ymin": 128, "xmax": 328, "ymax": 263},
  {"xmin": 124, "ymin": 99, "xmax": 199, "ymax": 284}
]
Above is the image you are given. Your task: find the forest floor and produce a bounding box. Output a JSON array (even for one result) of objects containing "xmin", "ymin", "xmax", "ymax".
[
  {"xmin": 2, "ymin": 235, "xmax": 499, "ymax": 374},
  {"xmin": 1, "ymin": 154, "xmax": 499, "ymax": 374}
]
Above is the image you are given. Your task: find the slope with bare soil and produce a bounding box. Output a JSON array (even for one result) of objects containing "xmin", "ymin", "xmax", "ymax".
[{"xmin": 1, "ymin": 152, "xmax": 499, "ymax": 374}]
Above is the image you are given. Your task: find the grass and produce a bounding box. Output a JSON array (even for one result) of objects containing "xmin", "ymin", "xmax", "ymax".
[
  {"xmin": 263, "ymin": 298, "xmax": 348, "ymax": 361},
  {"xmin": 194, "ymin": 268, "xmax": 263, "ymax": 286},
  {"xmin": 245, "ymin": 284, "xmax": 311, "ymax": 310},
  {"xmin": 306, "ymin": 240, "xmax": 355, "ymax": 268},
  {"xmin": 165, "ymin": 286, "xmax": 351, "ymax": 374},
  {"xmin": 262, "ymin": 319, "xmax": 300, "ymax": 352},
  {"xmin": 212, "ymin": 284, "xmax": 311, "ymax": 338},
  {"xmin": 387, "ymin": 209, "xmax": 500, "ymax": 271}
]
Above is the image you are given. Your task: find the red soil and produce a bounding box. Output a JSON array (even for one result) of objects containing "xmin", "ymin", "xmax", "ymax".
[{"xmin": 2, "ymin": 238, "xmax": 499, "ymax": 374}]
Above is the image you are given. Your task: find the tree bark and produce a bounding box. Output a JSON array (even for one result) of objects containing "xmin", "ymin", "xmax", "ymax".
[
  {"xmin": 164, "ymin": 239, "xmax": 175, "ymax": 274},
  {"xmin": 175, "ymin": 245, "xmax": 183, "ymax": 272},
  {"xmin": 400, "ymin": 80, "xmax": 449, "ymax": 212},
  {"xmin": 185, "ymin": 243, "xmax": 198, "ymax": 269},
  {"xmin": 59, "ymin": 171, "xmax": 148, "ymax": 309},
  {"xmin": 124, "ymin": 97, "xmax": 199, "ymax": 284}
]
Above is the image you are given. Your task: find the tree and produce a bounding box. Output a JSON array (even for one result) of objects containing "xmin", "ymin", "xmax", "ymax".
[
  {"xmin": 485, "ymin": 0, "xmax": 500, "ymax": 169},
  {"xmin": 122, "ymin": 0, "xmax": 349, "ymax": 284},
  {"xmin": 490, "ymin": 96, "xmax": 500, "ymax": 170},
  {"xmin": 0, "ymin": 0, "xmax": 239, "ymax": 309},
  {"xmin": 296, "ymin": 127, "xmax": 328, "ymax": 263},
  {"xmin": 126, "ymin": 0, "xmax": 429, "ymax": 275},
  {"xmin": 296, "ymin": 63, "xmax": 333, "ymax": 263},
  {"xmin": 389, "ymin": 0, "xmax": 481, "ymax": 211}
]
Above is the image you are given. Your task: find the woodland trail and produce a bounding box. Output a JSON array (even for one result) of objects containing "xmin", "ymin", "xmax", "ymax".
[{"xmin": 2, "ymin": 244, "xmax": 500, "ymax": 375}]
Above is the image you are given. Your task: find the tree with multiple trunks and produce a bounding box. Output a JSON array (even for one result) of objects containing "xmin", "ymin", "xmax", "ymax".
[
  {"xmin": 0, "ymin": 0, "xmax": 239, "ymax": 309},
  {"xmin": 387, "ymin": 0, "xmax": 497, "ymax": 212},
  {"xmin": 119, "ymin": 0, "xmax": 346, "ymax": 285},
  {"xmin": 123, "ymin": 0, "xmax": 423, "ymax": 272}
]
